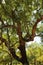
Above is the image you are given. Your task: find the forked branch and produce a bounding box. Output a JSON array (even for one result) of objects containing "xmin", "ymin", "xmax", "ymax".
[{"xmin": 22, "ymin": 15, "xmax": 43, "ymax": 42}]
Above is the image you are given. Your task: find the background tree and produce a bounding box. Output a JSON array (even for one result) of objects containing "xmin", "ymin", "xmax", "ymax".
[{"xmin": 0, "ymin": 0, "xmax": 43, "ymax": 65}]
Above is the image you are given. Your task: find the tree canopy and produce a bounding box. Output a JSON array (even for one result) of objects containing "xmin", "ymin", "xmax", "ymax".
[{"xmin": 0, "ymin": 0, "xmax": 43, "ymax": 65}]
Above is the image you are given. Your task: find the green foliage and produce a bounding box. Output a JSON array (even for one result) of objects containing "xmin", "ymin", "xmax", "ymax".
[
  {"xmin": 0, "ymin": 0, "xmax": 43, "ymax": 65},
  {"xmin": 26, "ymin": 43, "xmax": 43, "ymax": 65}
]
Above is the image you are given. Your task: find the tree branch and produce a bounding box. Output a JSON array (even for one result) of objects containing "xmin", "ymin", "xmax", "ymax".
[
  {"xmin": 0, "ymin": 36, "xmax": 22, "ymax": 62},
  {"xmin": 17, "ymin": 22, "xmax": 25, "ymax": 46},
  {"xmin": 21, "ymin": 15, "xmax": 43, "ymax": 42},
  {"xmin": 0, "ymin": 18, "xmax": 22, "ymax": 62},
  {"xmin": 32, "ymin": 15, "xmax": 43, "ymax": 39},
  {"xmin": 0, "ymin": 17, "xmax": 17, "ymax": 29},
  {"xmin": 0, "ymin": 24, "xmax": 17, "ymax": 29}
]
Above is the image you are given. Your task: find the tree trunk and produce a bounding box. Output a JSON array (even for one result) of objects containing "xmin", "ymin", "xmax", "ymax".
[
  {"xmin": 34, "ymin": 58, "xmax": 37, "ymax": 65},
  {"xmin": 19, "ymin": 44, "xmax": 29, "ymax": 65},
  {"xmin": 17, "ymin": 22, "xmax": 29, "ymax": 65}
]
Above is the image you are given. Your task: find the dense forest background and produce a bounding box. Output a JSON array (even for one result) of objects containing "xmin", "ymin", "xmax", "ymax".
[{"xmin": 0, "ymin": 0, "xmax": 43, "ymax": 65}]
